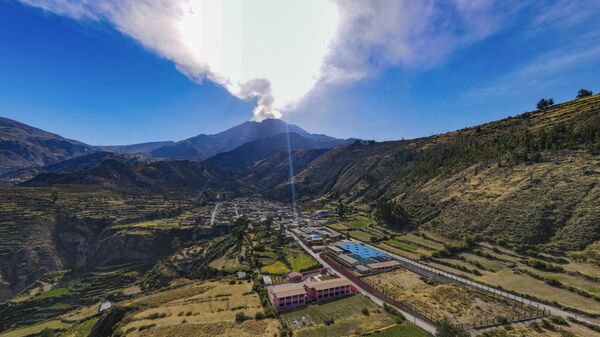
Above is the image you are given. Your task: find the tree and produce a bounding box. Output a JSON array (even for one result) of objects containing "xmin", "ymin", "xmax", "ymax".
[
  {"xmin": 40, "ymin": 329, "xmax": 56, "ymax": 337},
  {"xmin": 335, "ymin": 199, "xmax": 349, "ymax": 219},
  {"xmin": 436, "ymin": 319, "xmax": 469, "ymax": 337},
  {"xmin": 51, "ymin": 190, "xmax": 59, "ymax": 203},
  {"xmin": 577, "ymin": 88, "xmax": 593, "ymax": 98},
  {"xmin": 536, "ymin": 98, "xmax": 554, "ymax": 110},
  {"xmin": 373, "ymin": 199, "xmax": 411, "ymax": 230}
]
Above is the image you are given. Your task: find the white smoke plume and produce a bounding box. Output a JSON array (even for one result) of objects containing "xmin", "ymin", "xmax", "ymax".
[{"xmin": 19, "ymin": 0, "xmax": 515, "ymax": 120}]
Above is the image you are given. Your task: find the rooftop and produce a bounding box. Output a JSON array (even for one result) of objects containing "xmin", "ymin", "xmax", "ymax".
[
  {"xmin": 367, "ymin": 260, "xmax": 401, "ymax": 269},
  {"xmin": 271, "ymin": 284, "xmax": 306, "ymax": 298},
  {"xmin": 305, "ymin": 278, "xmax": 353, "ymax": 291}
]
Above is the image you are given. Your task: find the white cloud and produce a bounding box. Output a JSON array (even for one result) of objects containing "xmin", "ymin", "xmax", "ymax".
[{"xmin": 20, "ymin": 0, "xmax": 515, "ymax": 120}]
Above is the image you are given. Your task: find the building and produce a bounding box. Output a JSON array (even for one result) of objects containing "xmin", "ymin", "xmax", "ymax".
[
  {"xmin": 99, "ymin": 301, "xmax": 112, "ymax": 312},
  {"xmin": 288, "ymin": 272, "xmax": 303, "ymax": 283},
  {"xmin": 270, "ymin": 284, "xmax": 307, "ymax": 310},
  {"xmin": 366, "ymin": 260, "xmax": 401, "ymax": 272},
  {"xmin": 328, "ymin": 241, "xmax": 400, "ymax": 274},
  {"xmin": 305, "ymin": 278, "xmax": 354, "ymax": 302},
  {"xmin": 269, "ymin": 277, "xmax": 356, "ymax": 311},
  {"xmin": 338, "ymin": 254, "xmax": 358, "ymax": 267}
]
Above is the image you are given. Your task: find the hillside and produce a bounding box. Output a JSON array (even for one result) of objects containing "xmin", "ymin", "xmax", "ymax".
[
  {"xmin": 0, "ymin": 117, "xmax": 92, "ymax": 174},
  {"xmin": 21, "ymin": 159, "xmax": 237, "ymax": 192},
  {"xmin": 0, "ymin": 151, "xmax": 143, "ymax": 186},
  {"xmin": 283, "ymin": 94, "xmax": 600, "ymax": 251},
  {"xmin": 97, "ymin": 141, "xmax": 175, "ymax": 154}
]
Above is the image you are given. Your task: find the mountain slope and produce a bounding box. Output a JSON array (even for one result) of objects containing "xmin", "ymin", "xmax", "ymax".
[
  {"xmin": 0, "ymin": 152, "xmax": 142, "ymax": 186},
  {"xmin": 204, "ymin": 132, "xmax": 324, "ymax": 169},
  {"xmin": 0, "ymin": 117, "xmax": 92, "ymax": 174},
  {"xmin": 282, "ymin": 94, "xmax": 600, "ymax": 250},
  {"xmin": 21, "ymin": 159, "xmax": 237, "ymax": 192},
  {"xmin": 150, "ymin": 118, "xmax": 351, "ymax": 161},
  {"xmin": 97, "ymin": 141, "xmax": 175, "ymax": 154}
]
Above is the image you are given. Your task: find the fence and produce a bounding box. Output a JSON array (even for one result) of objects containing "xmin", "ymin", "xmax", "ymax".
[
  {"xmin": 320, "ymin": 253, "xmax": 438, "ymax": 327},
  {"xmin": 321, "ymin": 252, "xmax": 549, "ymax": 331}
]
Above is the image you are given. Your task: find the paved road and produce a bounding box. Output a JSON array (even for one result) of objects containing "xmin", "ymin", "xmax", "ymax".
[
  {"xmin": 346, "ymin": 238, "xmax": 600, "ymax": 327},
  {"xmin": 288, "ymin": 231, "xmax": 438, "ymax": 335}
]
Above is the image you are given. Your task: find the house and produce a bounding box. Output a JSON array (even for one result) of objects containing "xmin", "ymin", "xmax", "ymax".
[{"xmin": 99, "ymin": 301, "xmax": 112, "ymax": 312}]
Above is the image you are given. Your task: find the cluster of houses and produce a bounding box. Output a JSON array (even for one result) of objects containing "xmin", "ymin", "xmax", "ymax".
[{"xmin": 289, "ymin": 226, "xmax": 344, "ymax": 250}]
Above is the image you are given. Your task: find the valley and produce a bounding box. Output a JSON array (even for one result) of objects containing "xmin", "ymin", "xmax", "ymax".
[{"xmin": 1, "ymin": 95, "xmax": 600, "ymax": 336}]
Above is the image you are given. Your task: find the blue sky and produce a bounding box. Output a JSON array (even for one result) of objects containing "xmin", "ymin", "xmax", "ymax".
[{"xmin": 1, "ymin": 1, "xmax": 599, "ymax": 145}]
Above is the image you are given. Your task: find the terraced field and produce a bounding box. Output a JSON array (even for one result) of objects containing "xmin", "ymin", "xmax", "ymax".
[{"xmin": 117, "ymin": 279, "xmax": 278, "ymax": 337}]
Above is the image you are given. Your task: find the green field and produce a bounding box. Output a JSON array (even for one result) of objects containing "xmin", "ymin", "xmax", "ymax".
[
  {"xmin": 0, "ymin": 320, "xmax": 70, "ymax": 337},
  {"xmin": 385, "ymin": 240, "xmax": 418, "ymax": 251},
  {"xmin": 369, "ymin": 323, "xmax": 429, "ymax": 337},
  {"xmin": 260, "ymin": 261, "xmax": 291, "ymax": 275},
  {"xmin": 345, "ymin": 216, "xmax": 375, "ymax": 229},
  {"xmin": 60, "ymin": 317, "xmax": 99, "ymax": 337},
  {"xmin": 37, "ymin": 287, "xmax": 71, "ymax": 300},
  {"xmin": 280, "ymin": 294, "xmax": 397, "ymax": 337},
  {"xmin": 349, "ymin": 230, "xmax": 373, "ymax": 242},
  {"xmin": 288, "ymin": 253, "xmax": 320, "ymax": 272}
]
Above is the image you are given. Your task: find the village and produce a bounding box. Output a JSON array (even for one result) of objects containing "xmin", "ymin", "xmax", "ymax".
[{"xmin": 204, "ymin": 197, "xmax": 571, "ymax": 337}]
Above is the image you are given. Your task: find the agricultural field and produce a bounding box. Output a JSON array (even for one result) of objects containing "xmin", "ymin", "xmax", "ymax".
[
  {"xmin": 116, "ymin": 279, "xmax": 278, "ymax": 337},
  {"xmin": 250, "ymin": 223, "xmax": 320, "ymax": 276},
  {"xmin": 280, "ymin": 294, "xmax": 400, "ymax": 337},
  {"xmin": 350, "ymin": 228, "xmax": 600, "ymax": 316},
  {"xmin": 209, "ymin": 238, "xmax": 252, "ymax": 273},
  {"xmin": 365, "ymin": 269, "xmax": 540, "ymax": 328},
  {"xmin": 477, "ymin": 318, "xmax": 600, "ymax": 337}
]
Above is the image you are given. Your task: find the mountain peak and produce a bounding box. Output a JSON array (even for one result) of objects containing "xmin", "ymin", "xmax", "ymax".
[{"xmin": 148, "ymin": 119, "xmax": 334, "ymax": 161}]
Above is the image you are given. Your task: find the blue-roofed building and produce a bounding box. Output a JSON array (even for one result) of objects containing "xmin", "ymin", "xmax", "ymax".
[{"xmin": 327, "ymin": 241, "xmax": 400, "ymax": 274}]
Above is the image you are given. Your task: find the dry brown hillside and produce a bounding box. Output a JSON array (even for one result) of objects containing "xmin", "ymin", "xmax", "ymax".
[{"xmin": 286, "ymin": 94, "xmax": 600, "ymax": 251}]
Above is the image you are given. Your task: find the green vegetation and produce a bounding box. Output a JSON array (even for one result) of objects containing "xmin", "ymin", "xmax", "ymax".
[
  {"xmin": 436, "ymin": 319, "xmax": 469, "ymax": 337},
  {"xmin": 373, "ymin": 199, "xmax": 411, "ymax": 230},
  {"xmin": 280, "ymin": 294, "xmax": 398, "ymax": 337},
  {"xmin": 536, "ymin": 97, "xmax": 555, "ymax": 110},
  {"xmin": 370, "ymin": 323, "xmax": 429, "ymax": 337},
  {"xmin": 386, "ymin": 240, "xmax": 418, "ymax": 251},
  {"xmin": 349, "ymin": 230, "xmax": 373, "ymax": 242},
  {"xmin": 260, "ymin": 261, "xmax": 291, "ymax": 275},
  {"xmin": 37, "ymin": 288, "xmax": 71, "ymax": 300},
  {"xmin": 60, "ymin": 317, "xmax": 99, "ymax": 337}
]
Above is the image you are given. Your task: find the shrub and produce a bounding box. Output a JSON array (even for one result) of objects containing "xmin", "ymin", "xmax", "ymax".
[
  {"xmin": 541, "ymin": 319, "xmax": 556, "ymax": 331},
  {"xmin": 576, "ymin": 89, "xmax": 593, "ymax": 98},
  {"xmin": 361, "ymin": 307, "xmax": 370, "ymax": 316},
  {"xmin": 255, "ymin": 311, "xmax": 265, "ymax": 320},
  {"xmin": 436, "ymin": 319, "xmax": 469, "ymax": 337},
  {"xmin": 324, "ymin": 318, "xmax": 335, "ymax": 325},
  {"xmin": 138, "ymin": 324, "xmax": 156, "ymax": 331},
  {"xmin": 549, "ymin": 315, "xmax": 569, "ymax": 326},
  {"xmin": 235, "ymin": 312, "xmax": 248, "ymax": 322},
  {"xmin": 537, "ymin": 98, "xmax": 554, "ymax": 110}
]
